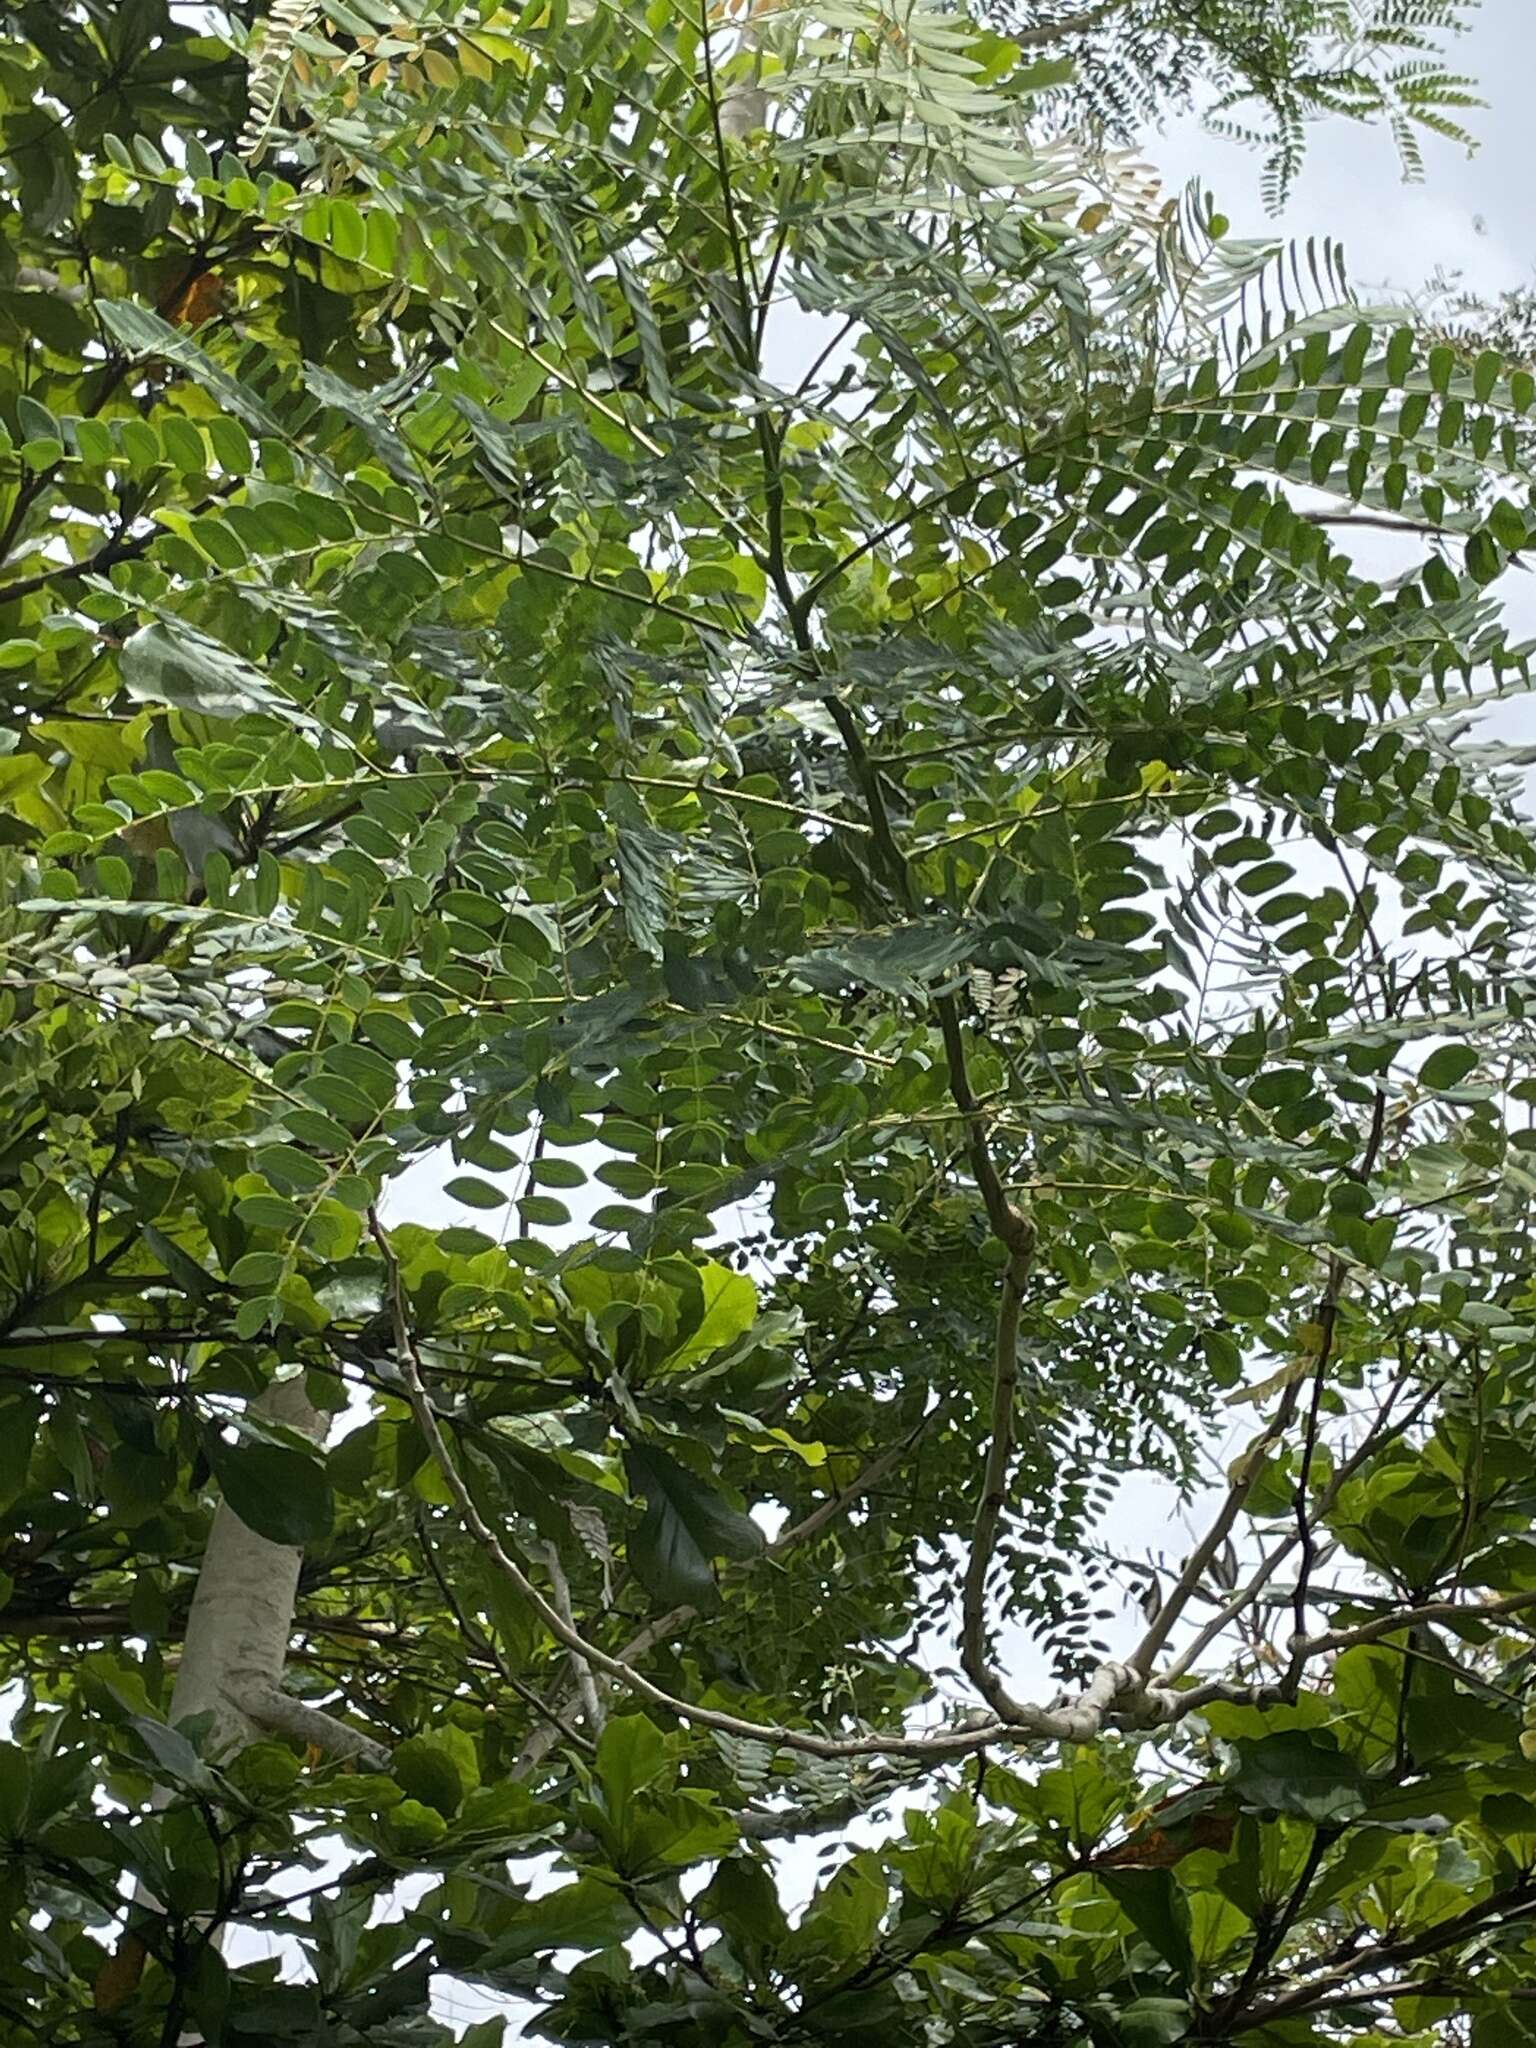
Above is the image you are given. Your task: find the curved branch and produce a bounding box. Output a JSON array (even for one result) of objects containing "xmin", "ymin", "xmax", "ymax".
[{"xmin": 513, "ymin": 1409, "xmax": 944, "ymax": 1776}]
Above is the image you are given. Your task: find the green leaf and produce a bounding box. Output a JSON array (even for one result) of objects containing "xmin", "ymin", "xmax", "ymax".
[
  {"xmin": 143, "ymin": 1225, "xmax": 214, "ymax": 1300},
  {"xmin": 393, "ymin": 1729, "xmax": 478, "ymax": 1817},
  {"xmin": 1212, "ymin": 1278, "xmax": 1270, "ymax": 1320},
  {"xmin": 1099, "ymin": 1868, "xmax": 1195, "ymax": 1986},
  {"xmin": 594, "ymin": 1713, "xmax": 670, "ymax": 1811},
  {"xmin": 1419, "ymin": 1043, "xmax": 1478, "ymax": 1091},
  {"xmin": 530, "ymin": 1156, "xmax": 586, "ymax": 1188},
  {"xmin": 1230, "ymin": 1731, "xmax": 1367, "ymax": 1824},
  {"xmin": 664, "ymin": 1261, "xmax": 758, "ymax": 1370},
  {"xmin": 785, "ymin": 1853, "xmax": 888, "ymax": 1978},
  {"xmin": 120, "ymin": 623, "xmax": 295, "ymax": 724},
  {"xmin": 129, "ymin": 1715, "xmax": 222, "ymax": 1792},
  {"xmin": 444, "ymin": 1175, "xmax": 507, "ymax": 1210},
  {"xmin": 698, "ymin": 1855, "xmax": 791, "ymax": 1954},
  {"xmin": 625, "ymin": 1442, "xmax": 764, "ymax": 1608},
  {"xmin": 478, "ymin": 1880, "xmax": 640, "ymax": 1967},
  {"xmin": 204, "ymin": 1428, "xmax": 333, "ymax": 1546},
  {"xmin": 230, "ymin": 1252, "xmax": 288, "ymax": 1290},
  {"xmin": 0, "ymin": 1743, "xmax": 29, "ymax": 1837},
  {"xmin": 1115, "ymin": 1997, "xmax": 1193, "ymax": 2047},
  {"xmin": 96, "ymin": 300, "xmax": 286, "ymax": 438},
  {"xmin": 792, "ymin": 920, "xmax": 976, "ymax": 998}
]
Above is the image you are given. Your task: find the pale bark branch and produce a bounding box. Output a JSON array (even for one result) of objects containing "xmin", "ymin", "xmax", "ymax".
[
  {"xmin": 239, "ymin": 1683, "xmax": 391, "ymax": 1770},
  {"xmin": 1013, "ymin": 4, "xmax": 1119, "ymax": 49},
  {"xmin": 15, "ymin": 265, "xmax": 88, "ymax": 302},
  {"xmin": 1128, "ymin": 1380, "xmax": 1304, "ymax": 1679},
  {"xmin": 1285, "ymin": 1263, "xmax": 1345, "ymax": 1688},
  {"xmin": 1299, "ymin": 1584, "xmax": 1536, "ymax": 1657},
  {"xmin": 543, "ymin": 1542, "xmax": 606, "ymax": 1736},
  {"xmin": 1165, "ymin": 1588, "xmax": 1536, "ymax": 1720},
  {"xmin": 1302, "ymin": 508, "xmax": 1457, "ymax": 538},
  {"xmin": 373, "ymin": 1204, "xmax": 1504, "ymax": 1765},
  {"xmin": 167, "ymin": 1373, "xmax": 322, "ymax": 1755}
]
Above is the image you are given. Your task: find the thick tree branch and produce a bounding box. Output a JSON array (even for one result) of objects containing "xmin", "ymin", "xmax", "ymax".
[
  {"xmin": 238, "ymin": 1683, "xmax": 390, "ymax": 1770},
  {"xmin": 1164, "ymin": 1587, "xmax": 1536, "ymax": 1722},
  {"xmin": 1298, "ymin": 1584, "xmax": 1536, "ymax": 1657}
]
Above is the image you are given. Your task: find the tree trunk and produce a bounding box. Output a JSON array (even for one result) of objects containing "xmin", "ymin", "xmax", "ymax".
[{"xmin": 167, "ymin": 1372, "xmax": 322, "ymax": 1754}]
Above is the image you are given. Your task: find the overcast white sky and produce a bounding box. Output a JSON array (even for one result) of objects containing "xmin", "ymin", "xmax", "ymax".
[{"xmin": 1157, "ymin": 0, "xmax": 1532, "ymax": 310}]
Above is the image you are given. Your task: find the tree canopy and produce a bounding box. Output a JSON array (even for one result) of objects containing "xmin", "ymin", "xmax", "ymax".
[{"xmin": 4, "ymin": 2, "xmax": 1536, "ymax": 2044}]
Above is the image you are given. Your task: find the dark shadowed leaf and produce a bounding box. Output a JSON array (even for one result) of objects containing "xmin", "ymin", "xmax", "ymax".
[
  {"xmin": 625, "ymin": 1442, "xmax": 764, "ymax": 1607},
  {"xmin": 203, "ymin": 1431, "xmax": 333, "ymax": 1547}
]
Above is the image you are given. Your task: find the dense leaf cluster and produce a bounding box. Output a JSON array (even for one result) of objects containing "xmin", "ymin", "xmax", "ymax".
[{"xmin": 3, "ymin": 2, "xmax": 1536, "ymax": 2044}]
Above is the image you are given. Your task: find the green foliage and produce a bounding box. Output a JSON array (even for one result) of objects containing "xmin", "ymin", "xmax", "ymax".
[
  {"xmin": 1010, "ymin": 0, "xmax": 1484, "ymax": 208},
  {"xmin": 3, "ymin": 0, "xmax": 1536, "ymax": 2044}
]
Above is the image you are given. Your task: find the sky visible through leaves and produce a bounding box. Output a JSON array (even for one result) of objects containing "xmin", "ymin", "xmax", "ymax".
[{"xmin": 351, "ymin": 6, "xmax": 1536, "ymax": 2033}]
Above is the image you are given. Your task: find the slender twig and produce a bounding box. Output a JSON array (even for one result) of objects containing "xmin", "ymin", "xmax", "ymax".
[
  {"xmin": 515, "ymin": 1409, "xmax": 946, "ymax": 1774},
  {"xmin": 1301, "ymin": 509, "xmax": 1454, "ymax": 537},
  {"xmin": 1298, "ymin": 1583, "xmax": 1536, "ymax": 1657},
  {"xmin": 770, "ymin": 1412, "xmax": 939, "ymax": 1555},
  {"xmin": 1287, "ymin": 1267, "xmax": 1343, "ymax": 1686},
  {"xmin": 695, "ymin": 0, "xmax": 760, "ymax": 342},
  {"xmin": 1212, "ymin": 1825, "xmax": 1335, "ymax": 2027},
  {"xmin": 959, "ymin": 1237, "xmax": 1037, "ymax": 1723},
  {"xmin": 263, "ymin": 799, "xmax": 363, "ymax": 857},
  {"xmin": 1161, "ymin": 1369, "xmax": 1437, "ymax": 1683},
  {"xmin": 543, "ymin": 1540, "xmax": 605, "ymax": 1735},
  {"xmin": 1128, "ymin": 1380, "xmax": 1305, "ymax": 1679},
  {"xmin": 415, "ymin": 1510, "xmax": 594, "ymax": 1756},
  {"xmin": 1232, "ymin": 1881, "xmax": 1536, "ymax": 2031}
]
